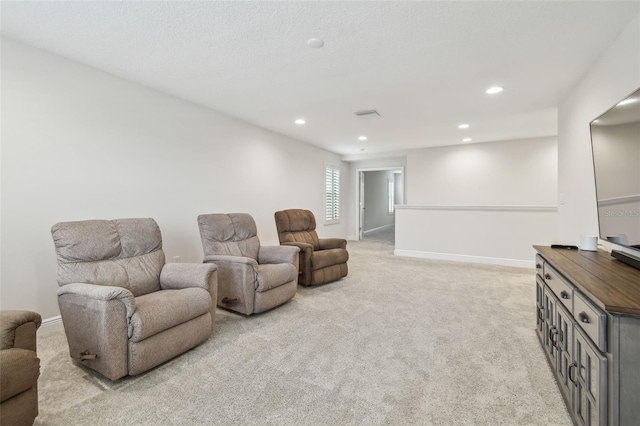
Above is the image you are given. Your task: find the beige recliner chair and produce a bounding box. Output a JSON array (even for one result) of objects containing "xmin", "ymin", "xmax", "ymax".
[
  {"xmin": 51, "ymin": 218, "xmax": 218, "ymax": 381},
  {"xmin": 274, "ymin": 209, "xmax": 348, "ymax": 286},
  {"xmin": 197, "ymin": 213, "xmax": 299, "ymax": 315},
  {"xmin": 0, "ymin": 310, "xmax": 41, "ymax": 426}
]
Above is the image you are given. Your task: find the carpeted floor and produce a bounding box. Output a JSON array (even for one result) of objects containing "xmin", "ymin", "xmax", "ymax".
[
  {"xmin": 363, "ymin": 225, "xmax": 395, "ymax": 244},
  {"xmin": 35, "ymin": 239, "xmax": 571, "ymax": 425}
]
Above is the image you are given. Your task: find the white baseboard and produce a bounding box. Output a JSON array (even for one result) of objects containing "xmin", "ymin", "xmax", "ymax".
[
  {"xmin": 394, "ymin": 249, "xmax": 535, "ymax": 269},
  {"xmin": 39, "ymin": 315, "xmax": 64, "ymax": 335}
]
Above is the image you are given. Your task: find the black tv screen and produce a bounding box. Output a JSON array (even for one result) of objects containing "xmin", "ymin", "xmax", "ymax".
[{"xmin": 590, "ymin": 88, "xmax": 640, "ymax": 252}]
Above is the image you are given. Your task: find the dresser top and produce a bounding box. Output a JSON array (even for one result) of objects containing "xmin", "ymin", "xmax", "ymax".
[{"xmin": 534, "ymin": 246, "xmax": 640, "ymax": 316}]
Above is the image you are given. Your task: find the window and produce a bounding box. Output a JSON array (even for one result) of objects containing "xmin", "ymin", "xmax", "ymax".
[
  {"xmin": 325, "ymin": 165, "xmax": 340, "ymax": 222},
  {"xmin": 388, "ymin": 179, "xmax": 395, "ymax": 214}
]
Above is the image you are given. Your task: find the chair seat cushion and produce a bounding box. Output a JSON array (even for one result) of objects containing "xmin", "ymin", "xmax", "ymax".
[
  {"xmin": 256, "ymin": 263, "xmax": 297, "ymax": 292},
  {"xmin": 130, "ymin": 288, "xmax": 211, "ymax": 343},
  {"xmin": 311, "ymin": 248, "xmax": 349, "ymax": 270},
  {"xmin": 0, "ymin": 348, "xmax": 40, "ymax": 402}
]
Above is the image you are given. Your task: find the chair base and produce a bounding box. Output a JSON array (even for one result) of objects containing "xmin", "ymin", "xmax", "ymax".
[
  {"xmin": 301, "ymin": 263, "xmax": 348, "ymax": 286},
  {"xmin": 0, "ymin": 386, "xmax": 38, "ymax": 426},
  {"xmin": 254, "ymin": 280, "xmax": 297, "ymax": 314},
  {"xmin": 128, "ymin": 313, "xmax": 212, "ymax": 376},
  {"xmin": 61, "ymin": 310, "xmax": 212, "ymax": 381},
  {"xmin": 217, "ymin": 279, "xmax": 297, "ymax": 315}
]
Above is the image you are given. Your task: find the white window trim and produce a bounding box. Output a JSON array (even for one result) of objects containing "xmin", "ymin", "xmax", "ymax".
[{"xmin": 325, "ymin": 164, "xmax": 340, "ymax": 224}]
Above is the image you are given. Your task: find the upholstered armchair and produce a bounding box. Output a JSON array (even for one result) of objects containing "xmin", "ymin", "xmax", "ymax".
[
  {"xmin": 51, "ymin": 218, "xmax": 218, "ymax": 381},
  {"xmin": 197, "ymin": 213, "xmax": 299, "ymax": 315},
  {"xmin": 274, "ymin": 209, "xmax": 348, "ymax": 286},
  {"xmin": 0, "ymin": 310, "xmax": 41, "ymax": 426}
]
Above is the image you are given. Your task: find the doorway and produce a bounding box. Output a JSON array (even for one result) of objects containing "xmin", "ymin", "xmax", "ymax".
[{"xmin": 357, "ymin": 167, "xmax": 404, "ymax": 244}]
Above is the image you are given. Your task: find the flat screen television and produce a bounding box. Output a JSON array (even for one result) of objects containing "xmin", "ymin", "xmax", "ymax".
[{"xmin": 590, "ymin": 88, "xmax": 640, "ymax": 261}]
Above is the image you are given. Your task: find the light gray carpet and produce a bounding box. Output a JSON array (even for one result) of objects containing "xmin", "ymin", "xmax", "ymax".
[
  {"xmin": 363, "ymin": 225, "xmax": 395, "ymax": 244},
  {"xmin": 35, "ymin": 239, "xmax": 571, "ymax": 425}
]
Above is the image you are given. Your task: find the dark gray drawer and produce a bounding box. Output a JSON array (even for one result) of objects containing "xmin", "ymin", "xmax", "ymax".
[
  {"xmin": 543, "ymin": 263, "xmax": 574, "ymax": 313},
  {"xmin": 535, "ymin": 254, "xmax": 544, "ymax": 279},
  {"xmin": 573, "ymin": 291, "xmax": 607, "ymax": 352}
]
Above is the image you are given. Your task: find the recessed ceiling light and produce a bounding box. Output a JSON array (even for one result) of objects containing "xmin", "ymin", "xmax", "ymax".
[
  {"xmin": 462, "ymin": 138, "xmax": 472, "ymax": 142},
  {"xmin": 307, "ymin": 38, "xmax": 324, "ymax": 49},
  {"xmin": 617, "ymin": 98, "xmax": 637, "ymax": 106},
  {"xmin": 486, "ymin": 86, "xmax": 504, "ymax": 94},
  {"xmin": 458, "ymin": 124, "xmax": 470, "ymax": 129},
  {"xmin": 358, "ymin": 136, "xmax": 368, "ymax": 141},
  {"xmin": 294, "ymin": 118, "xmax": 306, "ymax": 125}
]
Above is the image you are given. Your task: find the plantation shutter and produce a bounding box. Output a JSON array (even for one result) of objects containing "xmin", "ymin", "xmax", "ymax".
[{"xmin": 325, "ymin": 166, "xmax": 340, "ymax": 222}]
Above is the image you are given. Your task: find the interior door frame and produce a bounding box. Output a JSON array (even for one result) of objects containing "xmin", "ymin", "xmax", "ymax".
[
  {"xmin": 355, "ymin": 166, "xmax": 405, "ymax": 241},
  {"xmin": 359, "ymin": 171, "xmax": 365, "ymax": 240}
]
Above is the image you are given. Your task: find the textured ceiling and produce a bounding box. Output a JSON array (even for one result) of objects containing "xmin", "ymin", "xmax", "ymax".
[{"xmin": 2, "ymin": 1, "xmax": 638, "ymax": 158}]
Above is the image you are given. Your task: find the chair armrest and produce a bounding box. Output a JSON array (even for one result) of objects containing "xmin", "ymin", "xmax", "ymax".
[
  {"xmin": 258, "ymin": 245, "xmax": 300, "ymax": 265},
  {"xmin": 280, "ymin": 242, "xmax": 313, "ymax": 255},
  {"xmin": 203, "ymin": 254, "xmax": 258, "ymax": 267},
  {"xmin": 160, "ymin": 263, "xmax": 217, "ymax": 291},
  {"xmin": 0, "ymin": 347, "xmax": 40, "ymax": 403},
  {"xmin": 57, "ymin": 283, "xmax": 133, "ymax": 380},
  {"xmin": 204, "ymin": 255, "xmax": 258, "ymax": 314},
  {"xmin": 57, "ymin": 283, "xmax": 135, "ymax": 322},
  {"xmin": 0, "ymin": 310, "xmax": 42, "ymax": 351},
  {"xmin": 318, "ymin": 238, "xmax": 347, "ymax": 250},
  {"xmin": 280, "ymin": 242, "xmax": 313, "ymax": 285}
]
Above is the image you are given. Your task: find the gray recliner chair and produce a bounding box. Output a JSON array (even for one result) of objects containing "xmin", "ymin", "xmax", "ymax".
[
  {"xmin": 197, "ymin": 213, "xmax": 299, "ymax": 315},
  {"xmin": 0, "ymin": 310, "xmax": 41, "ymax": 426},
  {"xmin": 274, "ymin": 209, "xmax": 348, "ymax": 286},
  {"xmin": 51, "ymin": 218, "xmax": 218, "ymax": 381}
]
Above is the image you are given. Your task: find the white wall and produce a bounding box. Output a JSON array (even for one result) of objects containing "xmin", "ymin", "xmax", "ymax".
[
  {"xmin": 406, "ymin": 137, "xmax": 558, "ymax": 206},
  {"xmin": 396, "ymin": 136, "xmax": 558, "ymax": 267},
  {"xmin": 395, "ymin": 207, "xmax": 557, "ymax": 267},
  {"xmin": 363, "ymin": 170, "xmax": 395, "ymax": 232},
  {"xmin": 557, "ymin": 14, "xmax": 640, "ymax": 251},
  {"xmin": 0, "ymin": 38, "xmax": 349, "ymax": 319}
]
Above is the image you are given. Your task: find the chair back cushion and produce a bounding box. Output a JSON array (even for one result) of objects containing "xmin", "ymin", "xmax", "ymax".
[
  {"xmin": 274, "ymin": 209, "xmax": 320, "ymax": 250},
  {"xmin": 197, "ymin": 213, "xmax": 260, "ymax": 260},
  {"xmin": 51, "ymin": 218, "xmax": 164, "ymax": 297}
]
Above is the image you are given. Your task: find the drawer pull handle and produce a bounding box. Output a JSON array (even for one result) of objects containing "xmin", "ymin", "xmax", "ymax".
[
  {"xmin": 560, "ymin": 290, "xmax": 569, "ymax": 300},
  {"xmin": 579, "ymin": 312, "xmax": 590, "ymax": 324},
  {"xmin": 549, "ymin": 326, "xmax": 559, "ymax": 348},
  {"xmin": 568, "ymin": 362, "xmax": 578, "ymax": 386},
  {"xmin": 536, "ymin": 263, "xmax": 542, "ymax": 269},
  {"xmin": 545, "ymin": 273, "xmax": 551, "ymax": 280},
  {"xmin": 537, "ymin": 307, "xmax": 544, "ymax": 320}
]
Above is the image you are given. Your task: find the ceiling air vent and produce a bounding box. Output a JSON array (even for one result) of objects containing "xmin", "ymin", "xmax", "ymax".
[{"xmin": 354, "ymin": 109, "xmax": 380, "ymax": 117}]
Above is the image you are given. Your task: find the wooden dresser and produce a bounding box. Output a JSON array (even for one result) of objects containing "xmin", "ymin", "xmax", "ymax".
[{"xmin": 534, "ymin": 246, "xmax": 640, "ymax": 426}]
